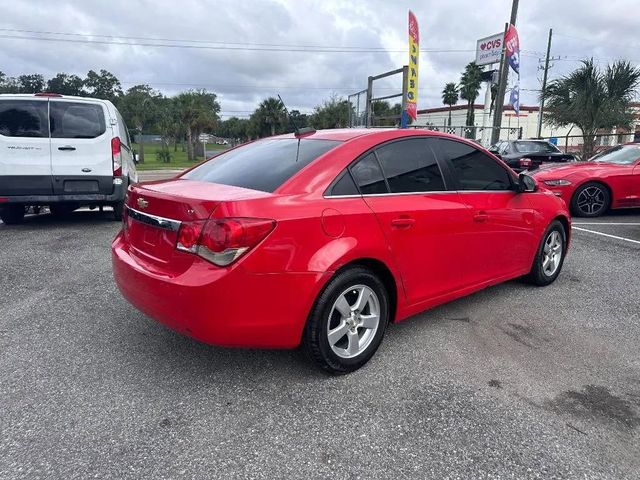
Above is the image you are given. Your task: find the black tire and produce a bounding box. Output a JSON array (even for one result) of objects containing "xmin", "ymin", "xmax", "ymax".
[
  {"xmin": 0, "ymin": 205, "xmax": 25, "ymax": 225},
  {"xmin": 570, "ymin": 182, "xmax": 610, "ymax": 217},
  {"xmin": 112, "ymin": 200, "xmax": 125, "ymax": 221},
  {"xmin": 49, "ymin": 203, "xmax": 78, "ymax": 218},
  {"xmin": 303, "ymin": 267, "xmax": 389, "ymax": 375},
  {"xmin": 525, "ymin": 220, "xmax": 566, "ymax": 286}
]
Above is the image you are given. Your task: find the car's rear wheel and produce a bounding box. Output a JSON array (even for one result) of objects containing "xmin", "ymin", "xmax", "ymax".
[
  {"xmin": 0, "ymin": 205, "xmax": 25, "ymax": 225},
  {"xmin": 526, "ymin": 220, "xmax": 566, "ymax": 286},
  {"xmin": 571, "ymin": 182, "xmax": 610, "ymax": 217},
  {"xmin": 303, "ymin": 267, "xmax": 389, "ymax": 374}
]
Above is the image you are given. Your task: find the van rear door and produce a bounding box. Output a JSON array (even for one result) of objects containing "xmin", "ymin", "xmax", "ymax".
[
  {"xmin": 49, "ymin": 99, "xmax": 115, "ymax": 195},
  {"xmin": 0, "ymin": 97, "xmax": 53, "ymax": 195}
]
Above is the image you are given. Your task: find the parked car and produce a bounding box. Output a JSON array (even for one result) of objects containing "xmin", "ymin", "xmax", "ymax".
[
  {"xmin": 0, "ymin": 93, "xmax": 138, "ymax": 224},
  {"xmin": 112, "ymin": 129, "xmax": 570, "ymax": 374},
  {"xmin": 489, "ymin": 139, "xmax": 575, "ymax": 172},
  {"xmin": 533, "ymin": 142, "xmax": 640, "ymax": 217}
]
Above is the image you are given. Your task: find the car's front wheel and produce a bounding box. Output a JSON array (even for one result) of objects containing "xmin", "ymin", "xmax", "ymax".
[
  {"xmin": 526, "ymin": 220, "xmax": 567, "ymax": 286},
  {"xmin": 571, "ymin": 182, "xmax": 610, "ymax": 217},
  {"xmin": 303, "ymin": 267, "xmax": 389, "ymax": 374}
]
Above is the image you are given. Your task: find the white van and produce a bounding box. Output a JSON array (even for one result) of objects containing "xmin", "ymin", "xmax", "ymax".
[{"xmin": 0, "ymin": 93, "xmax": 138, "ymax": 224}]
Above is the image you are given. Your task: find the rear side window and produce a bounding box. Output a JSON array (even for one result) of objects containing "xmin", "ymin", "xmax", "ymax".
[
  {"xmin": 182, "ymin": 138, "xmax": 340, "ymax": 193},
  {"xmin": 375, "ymin": 138, "xmax": 446, "ymax": 193},
  {"xmin": 330, "ymin": 171, "xmax": 359, "ymax": 196},
  {"xmin": 440, "ymin": 139, "xmax": 513, "ymax": 191},
  {"xmin": 350, "ymin": 153, "xmax": 388, "ymax": 194},
  {"xmin": 0, "ymin": 100, "xmax": 48, "ymax": 138},
  {"xmin": 50, "ymin": 101, "xmax": 106, "ymax": 139}
]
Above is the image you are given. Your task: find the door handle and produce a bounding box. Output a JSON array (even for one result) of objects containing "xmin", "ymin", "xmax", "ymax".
[
  {"xmin": 473, "ymin": 211, "xmax": 489, "ymax": 223},
  {"xmin": 391, "ymin": 217, "xmax": 415, "ymax": 228},
  {"xmin": 58, "ymin": 146, "xmax": 76, "ymax": 151}
]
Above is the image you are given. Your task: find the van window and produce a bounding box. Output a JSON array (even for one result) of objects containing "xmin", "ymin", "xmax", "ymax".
[
  {"xmin": 0, "ymin": 100, "xmax": 49, "ymax": 138},
  {"xmin": 50, "ymin": 101, "xmax": 106, "ymax": 139}
]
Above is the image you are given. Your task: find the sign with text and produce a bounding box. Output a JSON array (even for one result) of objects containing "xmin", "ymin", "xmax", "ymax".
[
  {"xmin": 475, "ymin": 32, "xmax": 503, "ymax": 66},
  {"xmin": 406, "ymin": 10, "xmax": 419, "ymax": 121}
]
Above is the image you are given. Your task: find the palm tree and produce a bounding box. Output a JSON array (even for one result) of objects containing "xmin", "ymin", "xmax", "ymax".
[
  {"xmin": 459, "ymin": 62, "xmax": 483, "ymax": 133},
  {"xmin": 542, "ymin": 59, "xmax": 640, "ymax": 158},
  {"xmin": 441, "ymin": 83, "xmax": 459, "ymax": 126},
  {"xmin": 257, "ymin": 97, "xmax": 286, "ymax": 136}
]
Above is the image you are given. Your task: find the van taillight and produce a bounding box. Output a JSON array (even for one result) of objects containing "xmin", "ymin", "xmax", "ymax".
[
  {"xmin": 176, "ymin": 217, "xmax": 276, "ymax": 266},
  {"xmin": 112, "ymin": 137, "xmax": 122, "ymax": 177}
]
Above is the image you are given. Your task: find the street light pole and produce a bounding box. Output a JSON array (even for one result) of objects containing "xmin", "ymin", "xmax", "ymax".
[
  {"xmin": 490, "ymin": 0, "xmax": 519, "ymax": 145},
  {"xmin": 536, "ymin": 28, "xmax": 553, "ymax": 138}
]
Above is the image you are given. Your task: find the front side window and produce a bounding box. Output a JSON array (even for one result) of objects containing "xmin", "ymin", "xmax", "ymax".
[
  {"xmin": 50, "ymin": 101, "xmax": 106, "ymax": 139},
  {"xmin": 375, "ymin": 138, "xmax": 446, "ymax": 193},
  {"xmin": 0, "ymin": 100, "xmax": 48, "ymax": 138},
  {"xmin": 183, "ymin": 138, "xmax": 340, "ymax": 193},
  {"xmin": 440, "ymin": 139, "xmax": 513, "ymax": 191},
  {"xmin": 350, "ymin": 152, "xmax": 388, "ymax": 194}
]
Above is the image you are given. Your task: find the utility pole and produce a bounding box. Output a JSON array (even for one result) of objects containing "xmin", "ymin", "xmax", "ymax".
[
  {"xmin": 490, "ymin": 0, "xmax": 519, "ymax": 145},
  {"xmin": 536, "ymin": 28, "xmax": 553, "ymax": 138}
]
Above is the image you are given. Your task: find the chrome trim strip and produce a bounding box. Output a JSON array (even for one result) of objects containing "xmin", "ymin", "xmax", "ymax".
[
  {"xmin": 324, "ymin": 190, "xmax": 516, "ymax": 199},
  {"xmin": 126, "ymin": 206, "xmax": 181, "ymax": 231}
]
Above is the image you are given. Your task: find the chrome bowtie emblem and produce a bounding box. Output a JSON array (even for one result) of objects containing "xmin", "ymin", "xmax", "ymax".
[{"xmin": 137, "ymin": 197, "xmax": 149, "ymax": 209}]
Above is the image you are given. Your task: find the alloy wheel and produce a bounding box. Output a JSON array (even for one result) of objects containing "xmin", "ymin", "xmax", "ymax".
[
  {"xmin": 542, "ymin": 230, "xmax": 563, "ymax": 277},
  {"xmin": 326, "ymin": 285, "xmax": 380, "ymax": 359},
  {"xmin": 576, "ymin": 185, "xmax": 606, "ymax": 216}
]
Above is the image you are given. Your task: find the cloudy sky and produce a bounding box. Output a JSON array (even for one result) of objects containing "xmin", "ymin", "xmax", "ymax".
[{"xmin": 1, "ymin": 0, "xmax": 638, "ymax": 119}]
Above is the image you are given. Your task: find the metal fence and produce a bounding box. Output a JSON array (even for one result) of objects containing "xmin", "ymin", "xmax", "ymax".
[{"xmin": 553, "ymin": 132, "xmax": 637, "ymax": 160}]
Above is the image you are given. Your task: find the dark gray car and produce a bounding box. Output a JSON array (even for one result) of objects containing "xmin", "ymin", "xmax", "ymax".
[{"xmin": 489, "ymin": 140, "xmax": 575, "ymax": 172}]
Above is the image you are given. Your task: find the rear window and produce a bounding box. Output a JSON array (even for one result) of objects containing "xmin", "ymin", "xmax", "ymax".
[
  {"xmin": 182, "ymin": 138, "xmax": 341, "ymax": 192},
  {"xmin": 50, "ymin": 101, "xmax": 106, "ymax": 139},
  {"xmin": 514, "ymin": 141, "xmax": 559, "ymax": 153},
  {"xmin": 0, "ymin": 100, "xmax": 49, "ymax": 138}
]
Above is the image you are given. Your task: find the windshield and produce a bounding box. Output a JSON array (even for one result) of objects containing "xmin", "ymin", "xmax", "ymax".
[
  {"xmin": 182, "ymin": 138, "xmax": 341, "ymax": 192},
  {"xmin": 590, "ymin": 144, "xmax": 640, "ymax": 165},
  {"xmin": 513, "ymin": 141, "xmax": 560, "ymax": 154}
]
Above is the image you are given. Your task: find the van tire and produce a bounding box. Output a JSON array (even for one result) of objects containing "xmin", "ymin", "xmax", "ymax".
[
  {"xmin": 0, "ymin": 205, "xmax": 25, "ymax": 225},
  {"xmin": 112, "ymin": 200, "xmax": 125, "ymax": 221}
]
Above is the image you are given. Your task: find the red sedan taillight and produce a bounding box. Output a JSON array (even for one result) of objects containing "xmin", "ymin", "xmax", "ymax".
[
  {"xmin": 176, "ymin": 217, "xmax": 276, "ymax": 266},
  {"xmin": 519, "ymin": 157, "xmax": 532, "ymax": 169}
]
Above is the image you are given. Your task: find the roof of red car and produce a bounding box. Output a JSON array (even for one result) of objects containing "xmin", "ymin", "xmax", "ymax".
[{"xmin": 274, "ymin": 128, "xmax": 448, "ymax": 142}]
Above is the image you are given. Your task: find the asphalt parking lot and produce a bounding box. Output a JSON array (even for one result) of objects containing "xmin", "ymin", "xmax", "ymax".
[{"xmin": 1, "ymin": 207, "xmax": 639, "ymax": 479}]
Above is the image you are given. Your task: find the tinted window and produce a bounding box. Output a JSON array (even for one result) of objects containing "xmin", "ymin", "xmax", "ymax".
[
  {"xmin": 440, "ymin": 139, "xmax": 512, "ymax": 191},
  {"xmin": 514, "ymin": 141, "xmax": 559, "ymax": 153},
  {"xmin": 350, "ymin": 153, "xmax": 388, "ymax": 194},
  {"xmin": 330, "ymin": 171, "xmax": 359, "ymax": 196},
  {"xmin": 183, "ymin": 138, "xmax": 340, "ymax": 193},
  {"xmin": 0, "ymin": 100, "xmax": 48, "ymax": 137},
  {"xmin": 50, "ymin": 101, "xmax": 106, "ymax": 139},
  {"xmin": 375, "ymin": 138, "xmax": 445, "ymax": 193}
]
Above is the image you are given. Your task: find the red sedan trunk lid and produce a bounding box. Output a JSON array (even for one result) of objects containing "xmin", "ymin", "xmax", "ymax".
[{"xmin": 125, "ymin": 179, "xmax": 271, "ymax": 264}]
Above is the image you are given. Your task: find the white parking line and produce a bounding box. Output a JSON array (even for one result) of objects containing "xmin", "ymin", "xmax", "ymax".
[
  {"xmin": 573, "ymin": 222, "xmax": 640, "ymax": 226},
  {"xmin": 572, "ymin": 226, "xmax": 640, "ymax": 245}
]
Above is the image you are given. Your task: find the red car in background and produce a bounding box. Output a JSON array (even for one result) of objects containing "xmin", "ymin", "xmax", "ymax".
[
  {"xmin": 533, "ymin": 143, "xmax": 640, "ymax": 217},
  {"xmin": 112, "ymin": 129, "xmax": 570, "ymax": 374}
]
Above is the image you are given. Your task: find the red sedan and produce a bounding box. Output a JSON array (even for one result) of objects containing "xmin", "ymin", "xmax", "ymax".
[
  {"xmin": 533, "ymin": 143, "xmax": 640, "ymax": 217},
  {"xmin": 112, "ymin": 129, "xmax": 570, "ymax": 374}
]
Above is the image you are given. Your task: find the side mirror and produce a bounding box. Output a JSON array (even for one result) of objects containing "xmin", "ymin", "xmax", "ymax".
[{"xmin": 518, "ymin": 173, "xmax": 538, "ymax": 193}]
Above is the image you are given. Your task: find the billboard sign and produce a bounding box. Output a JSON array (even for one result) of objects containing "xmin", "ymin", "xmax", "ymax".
[{"xmin": 476, "ymin": 32, "xmax": 503, "ymax": 66}]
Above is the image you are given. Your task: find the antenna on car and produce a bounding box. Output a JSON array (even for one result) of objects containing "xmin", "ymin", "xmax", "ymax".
[{"xmin": 278, "ymin": 94, "xmax": 315, "ymax": 139}]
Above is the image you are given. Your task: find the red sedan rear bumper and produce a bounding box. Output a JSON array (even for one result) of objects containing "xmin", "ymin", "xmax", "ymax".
[{"xmin": 111, "ymin": 231, "xmax": 326, "ymax": 348}]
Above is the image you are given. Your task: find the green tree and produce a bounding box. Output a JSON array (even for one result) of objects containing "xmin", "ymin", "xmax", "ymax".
[
  {"xmin": 441, "ymin": 82, "xmax": 459, "ymax": 126},
  {"xmin": 254, "ymin": 97, "xmax": 287, "ymax": 137},
  {"xmin": 46, "ymin": 73, "xmax": 86, "ymax": 96},
  {"xmin": 370, "ymin": 101, "xmax": 402, "ymax": 126},
  {"xmin": 18, "ymin": 74, "xmax": 45, "ymax": 93},
  {"xmin": 310, "ymin": 95, "xmax": 350, "ymax": 129},
  {"xmin": 118, "ymin": 85, "xmax": 161, "ymax": 164},
  {"xmin": 459, "ymin": 62, "xmax": 483, "ymax": 133},
  {"xmin": 542, "ymin": 59, "xmax": 640, "ymax": 159},
  {"xmin": 85, "ymin": 69, "xmax": 123, "ymax": 102},
  {"xmin": 175, "ymin": 90, "xmax": 221, "ymax": 161},
  {"xmin": 217, "ymin": 116, "xmax": 250, "ymax": 143},
  {"xmin": 288, "ymin": 110, "xmax": 309, "ymax": 132},
  {"xmin": 0, "ymin": 71, "xmax": 19, "ymax": 93}
]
